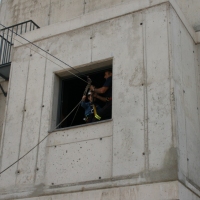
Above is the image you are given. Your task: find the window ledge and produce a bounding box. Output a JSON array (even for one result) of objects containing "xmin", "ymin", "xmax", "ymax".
[{"xmin": 49, "ymin": 119, "xmax": 113, "ymax": 133}]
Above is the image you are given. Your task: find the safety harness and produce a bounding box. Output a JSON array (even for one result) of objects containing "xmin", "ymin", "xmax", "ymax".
[{"xmin": 83, "ymin": 77, "xmax": 101, "ymax": 121}]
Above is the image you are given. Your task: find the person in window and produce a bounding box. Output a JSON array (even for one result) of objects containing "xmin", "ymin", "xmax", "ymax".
[
  {"xmin": 90, "ymin": 69, "xmax": 112, "ymax": 121},
  {"xmin": 81, "ymin": 91, "xmax": 101, "ymax": 123}
]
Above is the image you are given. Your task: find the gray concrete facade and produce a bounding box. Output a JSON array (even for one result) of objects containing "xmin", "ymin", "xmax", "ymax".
[{"xmin": 0, "ymin": 0, "xmax": 200, "ymax": 200}]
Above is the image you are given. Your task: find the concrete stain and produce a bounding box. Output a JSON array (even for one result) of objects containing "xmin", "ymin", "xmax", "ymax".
[
  {"xmin": 147, "ymin": 147, "xmax": 178, "ymax": 182},
  {"xmin": 31, "ymin": 183, "xmax": 45, "ymax": 197}
]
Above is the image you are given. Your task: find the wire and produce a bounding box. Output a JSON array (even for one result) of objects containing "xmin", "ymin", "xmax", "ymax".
[
  {"xmin": 0, "ymin": 22, "xmax": 90, "ymax": 175},
  {"xmin": 13, "ymin": 35, "xmax": 88, "ymax": 84},
  {"xmin": 0, "ymin": 100, "xmax": 82, "ymax": 175},
  {"xmin": 0, "ymin": 23, "xmax": 88, "ymax": 83},
  {"xmin": 70, "ymin": 103, "xmax": 81, "ymax": 126},
  {"xmin": 54, "ymin": 100, "xmax": 82, "ymax": 129}
]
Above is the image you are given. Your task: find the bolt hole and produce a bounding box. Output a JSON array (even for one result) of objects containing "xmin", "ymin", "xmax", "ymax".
[
  {"xmin": 99, "ymin": 177, "xmax": 101, "ymax": 179},
  {"xmin": 140, "ymin": 23, "xmax": 143, "ymax": 25}
]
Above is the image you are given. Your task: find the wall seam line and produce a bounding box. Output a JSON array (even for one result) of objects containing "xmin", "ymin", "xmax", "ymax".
[
  {"xmin": 142, "ymin": 8, "xmax": 149, "ymax": 172},
  {"xmin": 34, "ymin": 51, "xmax": 48, "ymax": 184},
  {"xmin": 15, "ymin": 47, "xmax": 31, "ymax": 185}
]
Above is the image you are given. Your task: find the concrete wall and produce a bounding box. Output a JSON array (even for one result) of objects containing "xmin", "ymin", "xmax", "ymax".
[
  {"xmin": 169, "ymin": 4, "xmax": 200, "ymax": 193},
  {"xmin": 0, "ymin": 3, "xmax": 179, "ymax": 199},
  {"xmin": 175, "ymin": 0, "xmax": 200, "ymax": 30},
  {"xmin": 13, "ymin": 181, "xmax": 189, "ymax": 200},
  {"xmin": 0, "ymin": 80, "xmax": 7, "ymax": 143},
  {"xmin": 0, "ymin": 0, "xmax": 200, "ymax": 199},
  {"xmin": 0, "ymin": 0, "xmax": 199, "ymax": 30}
]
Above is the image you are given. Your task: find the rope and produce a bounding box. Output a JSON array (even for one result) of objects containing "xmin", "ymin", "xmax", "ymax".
[
  {"xmin": 0, "ymin": 22, "xmax": 91, "ymax": 175},
  {"xmin": 70, "ymin": 103, "xmax": 81, "ymax": 126},
  {"xmin": 13, "ymin": 35, "xmax": 88, "ymax": 84},
  {"xmin": 0, "ymin": 100, "xmax": 82, "ymax": 175},
  {"xmin": 0, "ymin": 23, "xmax": 88, "ymax": 84}
]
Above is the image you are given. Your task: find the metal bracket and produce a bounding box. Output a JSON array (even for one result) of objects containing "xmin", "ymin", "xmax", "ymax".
[{"xmin": 0, "ymin": 83, "xmax": 7, "ymax": 97}]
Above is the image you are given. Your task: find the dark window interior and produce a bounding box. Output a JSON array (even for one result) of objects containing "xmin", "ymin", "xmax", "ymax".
[{"xmin": 58, "ymin": 66, "xmax": 112, "ymax": 128}]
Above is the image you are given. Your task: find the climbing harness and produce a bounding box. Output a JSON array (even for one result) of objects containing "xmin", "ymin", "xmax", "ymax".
[
  {"xmin": 89, "ymin": 85, "xmax": 101, "ymax": 121},
  {"xmin": 93, "ymin": 105, "xmax": 101, "ymax": 120},
  {"xmin": 81, "ymin": 76, "xmax": 101, "ymax": 121}
]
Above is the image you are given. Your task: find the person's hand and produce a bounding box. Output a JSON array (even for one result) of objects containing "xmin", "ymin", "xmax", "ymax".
[
  {"xmin": 90, "ymin": 85, "xmax": 95, "ymax": 91},
  {"xmin": 93, "ymin": 92, "xmax": 98, "ymax": 98},
  {"xmin": 82, "ymin": 95, "xmax": 86, "ymax": 101}
]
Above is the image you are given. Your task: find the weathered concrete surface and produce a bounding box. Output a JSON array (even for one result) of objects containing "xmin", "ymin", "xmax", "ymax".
[
  {"xmin": 175, "ymin": 0, "xmax": 200, "ymax": 30},
  {"xmin": 144, "ymin": 4, "xmax": 173, "ymax": 173},
  {"xmin": 15, "ymin": 43, "xmax": 47, "ymax": 186},
  {"xmin": 0, "ymin": 1, "xmax": 199, "ymax": 200},
  {"xmin": 0, "ymin": 0, "xmax": 200, "ymax": 30},
  {"xmin": 0, "ymin": 3, "xmax": 178, "ymax": 196},
  {"xmin": 169, "ymin": 4, "xmax": 200, "ymax": 194},
  {"xmin": 0, "ymin": 80, "xmax": 8, "ymax": 143},
  {"xmin": 45, "ymin": 136, "xmax": 112, "ymax": 185},
  {"xmin": 0, "ymin": 0, "xmax": 51, "ymax": 28},
  {"xmin": 49, "ymin": 0, "xmax": 84, "ymax": 25},
  {"xmin": 0, "ymin": 46, "xmax": 31, "ymax": 188},
  {"xmin": 15, "ymin": 181, "xmax": 200, "ymax": 200},
  {"xmin": 179, "ymin": 182, "xmax": 200, "ymax": 200}
]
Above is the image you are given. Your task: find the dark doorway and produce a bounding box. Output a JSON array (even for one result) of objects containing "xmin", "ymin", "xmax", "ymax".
[{"xmin": 58, "ymin": 66, "xmax": 112, "ymax": 128}]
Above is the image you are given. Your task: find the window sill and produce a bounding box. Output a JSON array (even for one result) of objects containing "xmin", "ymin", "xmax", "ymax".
[
  {"xmin": 47, "ymin": 119, "xmax": 113, "ymax": 147},
  {"xmin": 49, "ymin": 119, "xmax": 113, "ymax": 133}
]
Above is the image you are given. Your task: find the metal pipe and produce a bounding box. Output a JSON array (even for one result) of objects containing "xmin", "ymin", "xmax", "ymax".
[
  {"xmin": 8, "ymin": 27, "xmax": 14, "ymax": 62},
  {"xmin": 25, "ymin": 22, "xmax": 27, "ymax": 33},
  {"xmin": 3, "ymin": 29, "xmax": 9, "ymax": 63},
  {"xmin": 1, "ymin": 20, "xmax": 40, "ymax": 31},
  {"xmin": 20, "ymin": 24, "xmax": 22, "ymax": 34}
]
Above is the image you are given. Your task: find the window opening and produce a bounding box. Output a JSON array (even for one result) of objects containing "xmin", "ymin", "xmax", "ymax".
[{"xmin": 58, "ymin": 66, "xmax": 112, "ymax": 129}]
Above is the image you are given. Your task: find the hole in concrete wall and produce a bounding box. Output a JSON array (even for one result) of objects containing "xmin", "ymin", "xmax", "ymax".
[{"xmin": 54, "ymin": 60, "xmax": 113, "ymax": 129}]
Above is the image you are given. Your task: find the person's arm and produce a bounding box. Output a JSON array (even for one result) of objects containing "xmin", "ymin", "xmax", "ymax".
[
  {"xmin": 90, "ymin": 76, "xmax": 112, "ymax": 94},
  {"xmin": 93, "ymin": 93, "xmax": 107, "ymax": 102},
  {"xmin": 81, "ymin": 96, "xmax": 87, "ymax": 109},
  {"xmin": 90, "ymin": 85, "xmax": 108, "ymax": 94}
]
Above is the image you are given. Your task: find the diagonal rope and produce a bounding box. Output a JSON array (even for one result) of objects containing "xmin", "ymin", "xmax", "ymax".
[
  {"xmin": 0, "ymin": 100, "xmax": 82, "ymax": 175},
  {"xmin": 70, "ymin": 103, "xmax": 81, "ymax": 126},
  {"xmin": 0, "ymin": 23, "xmax": 88, "ymax": 84},
  {"xmin": 13, "ymin": 34, "xmax": 88, "ymax": 84}
]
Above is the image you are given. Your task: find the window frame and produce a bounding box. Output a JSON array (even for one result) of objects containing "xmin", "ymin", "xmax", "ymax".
[{"xmin": 51, "ymin": 59, "xmax": 113, "ymax": 130}]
